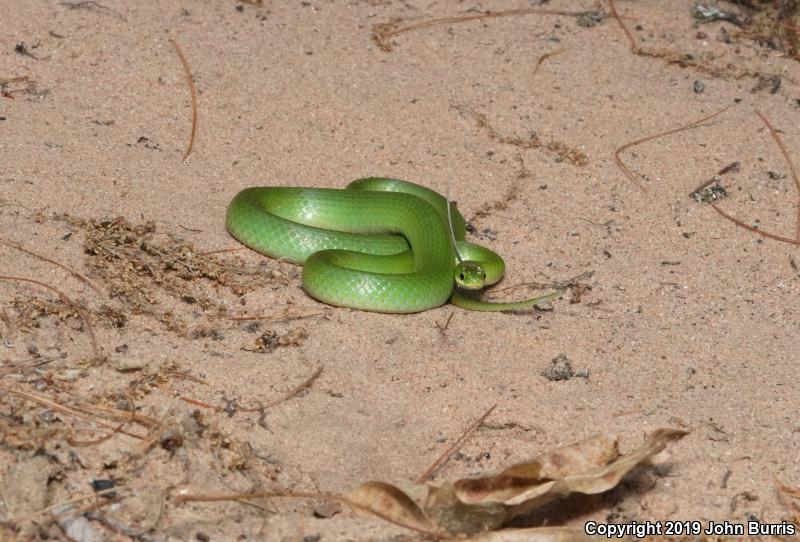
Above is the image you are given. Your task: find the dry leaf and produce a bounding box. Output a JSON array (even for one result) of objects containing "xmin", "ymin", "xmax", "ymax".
[
  {"xmin": 536, "ymin": 433, "xmax": 619, "ymax": 479},
  {"xmin": 346, "ymin": 428, "xmax": 687, "ymax": 535},
  {"xmin": 346, "ymin": 481, "xmax": 442, "ymax": 537},
  {"xmin": 775, "ymin": 477, "xmax": 800, "ymax": 525}
]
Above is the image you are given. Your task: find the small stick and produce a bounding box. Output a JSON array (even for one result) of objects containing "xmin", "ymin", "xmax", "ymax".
[
  {"xmin": 179, "ymin": 396, "xmax": 223, "ymax": 411},
  {"xmin": 373, "ymin": 8, "xmax": 588, "ymax": 52},
  {"xmin": 177, "ymin": 224, "xmax": 202, "ymax": 233},
  {"xmin": 60, "ymin": 496, "xmax": 123, "ymax": 529},
  {"xmin": 489, "ymin": 270, "xmax": 593, "ymax": 295},
  {"xmin": 688, "ymin": 161, "xmax": 740, "ymax": 197},
  {"xmin": 415, "ymin": 403, "xmax": 497, "ymax": 484},
  {"xmin": 685, "ymin": 114, "xmax": 797, "ymax": 245},
  {"xmin": 8, "ymin": 484, "xmax": 129, "ymax": 525},
  {"xmin": 753, "ymin": 110, "xmax": 800, "ymax": 240},
  {"xmin": 229, "ymin": 309, "xmax": 324, "ymax": 322},
  {"xmin": 0, "ymin": 355, "xmax": 64, "ymax": 379},
  {"xmin": 59, "ymin": 1, "xmax": 126, "ymax": 21},
  {"xmin": 200, "ymin": 247, "xmax": 246, "ymax": 256},
  {"xmin": 0, "ymin": 275, "xmax": 102, "ymax": 360},
  {"xmin": 0, "ymin": 75, "xmax": 29, "ymax": 84},
  {"xmin": 445, "ymin": 178, "xmax": 463, "ymax": 264},
  {"xmin": 175, "ymin": 489, "xmax": 327, "ymax": 505},
  {"xmin": 67, "ymin": 420, "xmax": 129, "ymax": 447},
  {"xmin": 709, "ymin": 203, "xmax": 800, "ymax": 246},
  {"xmin": 127, "ymin": 370, "xmax": 207, "ymax": 395},
  {"xmin": 76, "ymin": 402, "xmax": 158, "ymax": 427},
  {"xmin": 170, "ymin": 39, "xmax": 198, "ymax": 161},
  {"xmin": 531, "ymin": 47, "xmax": 568, "ymax": 78},
  {"xmin": 775, "ymin": 476, "xmax": 800, "ymax": 525},
  {"xmin": 249, "ymin": 365, "xmax": 323, "ymax": 410},
  {"xmin": 435, "ymin": 310, "xmax": 455, "ymax": 334},
  {"xmin": 613, "ymin": 105, "xmax": 732, "ymax": 191},
  {"xmin": 608, "ymin": 0, "xmax": 638, "ymax": 53},
  {"xmin": 86, "ymin": 494, "xmax": 163, "ymax": 538},
  {"xmin": 0, "ymin": 237, "xmax": 102, "ymax": 293},
  {"xmin": 178, "ymin": 366, "xmax": 323, "ymax": 414},
  {"xmin": 164, "ymin": 370, "xmax": 207, "ymax": 385},
  {"xmin": 0, "ymin": 386, "xmax": 146, "ymax": 438},
  {"xmin": 0, "ymin": 198, "xmax": 34, "ymax": 212},
  {"xmin": 137, "ymin": 398, "xmax": 178, "ymax": 454},
  {"xmin": 174, "ymin": 490, "xmax": 445, "ymax": 538}
]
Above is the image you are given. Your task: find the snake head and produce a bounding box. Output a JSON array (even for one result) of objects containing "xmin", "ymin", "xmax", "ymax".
[{"xmin": 454, "ymin": 261, "xmax": 486, "ymax": 290}]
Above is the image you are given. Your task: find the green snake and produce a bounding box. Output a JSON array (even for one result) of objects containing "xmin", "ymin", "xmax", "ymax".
[{"xmin": 226, "ymin": 178, "xmax": 561, "ymax": 313}]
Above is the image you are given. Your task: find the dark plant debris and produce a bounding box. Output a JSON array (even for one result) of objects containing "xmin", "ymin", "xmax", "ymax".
[
  {"xmin": 610, "ymin": 0, "xmax": 800, "ymax": 78},
  {"xmin": 576, "ymin": 10, "xmax": 604, "ymax": 28},
  {"xmin": 57, "ymin": 215, "xmax": 288, "ymax": 335},
  {"xmin": 453, "ymin": 104, "xmax": 589, "ymax": 167},
  {"xmin": 251, "ymin": 327, "xmax": 308, "ymax": 352},
  {"xmin": 541, "ymin": 353, "xmax": 589, "ymax": 382},
  {"xmin": 691, "ymin": 183, "xmax": 729, "ymax": 203},
  {"xmin": 692, "ymin": 3, "xmax": 746, "ymax": 27}
]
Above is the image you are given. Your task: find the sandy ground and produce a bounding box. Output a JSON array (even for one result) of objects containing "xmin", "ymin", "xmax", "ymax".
[{"xmin": 1, "ymin": 0, "xmax": 799, "ymax": 540}]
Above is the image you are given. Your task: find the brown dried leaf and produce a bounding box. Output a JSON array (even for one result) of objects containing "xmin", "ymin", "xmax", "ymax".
[
  {"xmin": 341, "ymin": 429, "xmax": 686, "ymax": 536},
  {"xmin": 425, "ymin": 428, "xmax": 687, "ymax": 534},
  {"xmin": 775, "ymin": 477, "xmax": 800, "ymax": 525},
  {"xmin": 431, "ymin": 433, "xmax": 617, "ymax": 512},
  {"xmin": 552, "ymin": 428, "xmax": 686, "ymax": 495},
  {"xmin": 345, "ymin": 481, "xmax": 442, "ymax": 537},
  {"xmin": 516, "ymin": 432, "xmax": 619, "ymax": 481}
]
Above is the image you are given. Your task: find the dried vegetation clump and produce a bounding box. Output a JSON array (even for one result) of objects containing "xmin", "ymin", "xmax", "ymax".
[
  {"xmin": 736, "ymin": 0, "xmax": 800, "ymax": 61},
  {"xmin": 60, "ymin": 215, "xmax": 294, "ymax": 334}
]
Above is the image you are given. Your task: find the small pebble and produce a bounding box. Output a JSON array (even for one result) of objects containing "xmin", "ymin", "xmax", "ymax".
[
  {"xmin": 693, "ymin": 80, "xmax": 705, "ymax": 94},
  {"xmin": 312, "ymin": 501, "xmax": 342, "ymax": 518},
  {"xmin": 57, "ymin": 368, "xmax": 83, "ymax": 381},
  {"xmin": 114, "ymin": 357, "xmax": 148, "ymax": 372}
]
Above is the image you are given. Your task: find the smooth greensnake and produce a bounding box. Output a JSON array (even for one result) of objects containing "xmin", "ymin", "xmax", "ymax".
[{"xmin": 226, "ymin": 178, "xmax": 561, "ymax": 313}]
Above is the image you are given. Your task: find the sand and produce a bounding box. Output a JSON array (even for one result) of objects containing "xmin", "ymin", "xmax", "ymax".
[{"xmin": 1, "ymin": 0, "xmax": 799, "ymax": 540}]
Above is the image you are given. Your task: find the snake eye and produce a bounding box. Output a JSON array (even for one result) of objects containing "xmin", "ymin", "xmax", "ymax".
[{"xmin": 458, "ymin": 272, "xmax": 465, "ymax": 281}]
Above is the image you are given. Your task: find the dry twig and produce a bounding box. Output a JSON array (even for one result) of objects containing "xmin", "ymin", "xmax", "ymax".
[
  {"xmin": 531, "ymin": 47, "xmax": 569, "ymax": 78},
  {"xmin": 608, "ymin": 0, "xmax": 637, "ymax": 53},
  {"xmin": 0, "ymin": 386, "xmax": 146, "ymax": 439},
  {"xmin": 775, "ymin": 476, "xmax": 800, "ymax": 525},
  {"xmin": 0, "ymin": 275, "xmax": 101, "ymax": 360},
  {"xmin": 614, "ymin": 106, "xmax": 732, "ymax": 191},
  {"xmin": 373, "ymin": 8, "xmax": 590, "ymax": 52},
  {"xmin": 709, "ymin": 203, "xmax": 800, "ymax": 246},
  {"xmin": 260, "ymin": 365, "xmax": 323, "ymax": 409},
  {"xmin": 0, "ymin": 237, "xmax": 102, "ymax": 293},
  {"xmin": 8, "ymin": 485, "xmax": 128, "ymax": 526},
  {"xmin": 415, "ymin": 403, "xmax": 497, "ymax": 483},
  {"xmin": 702, "ymin": 111, "xmax": 800, "ymax": 245},
  {"xmin": 230, "ymin": 308, "xmax": 325, "ymax": 322},
  {"xmin": 170, "ymin": 39, "xmax": 198, "ymax": 161},
  {"xmin": 178, "ymin": 366, "xmax": 323, "ymax": 414},
  {"xmin": 753, "ymin": 109, "xmax": 800, "ymax": 240},
  {"xmin": 175, "ymin": 489, "xmax": 443, "ymax": 537}
]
